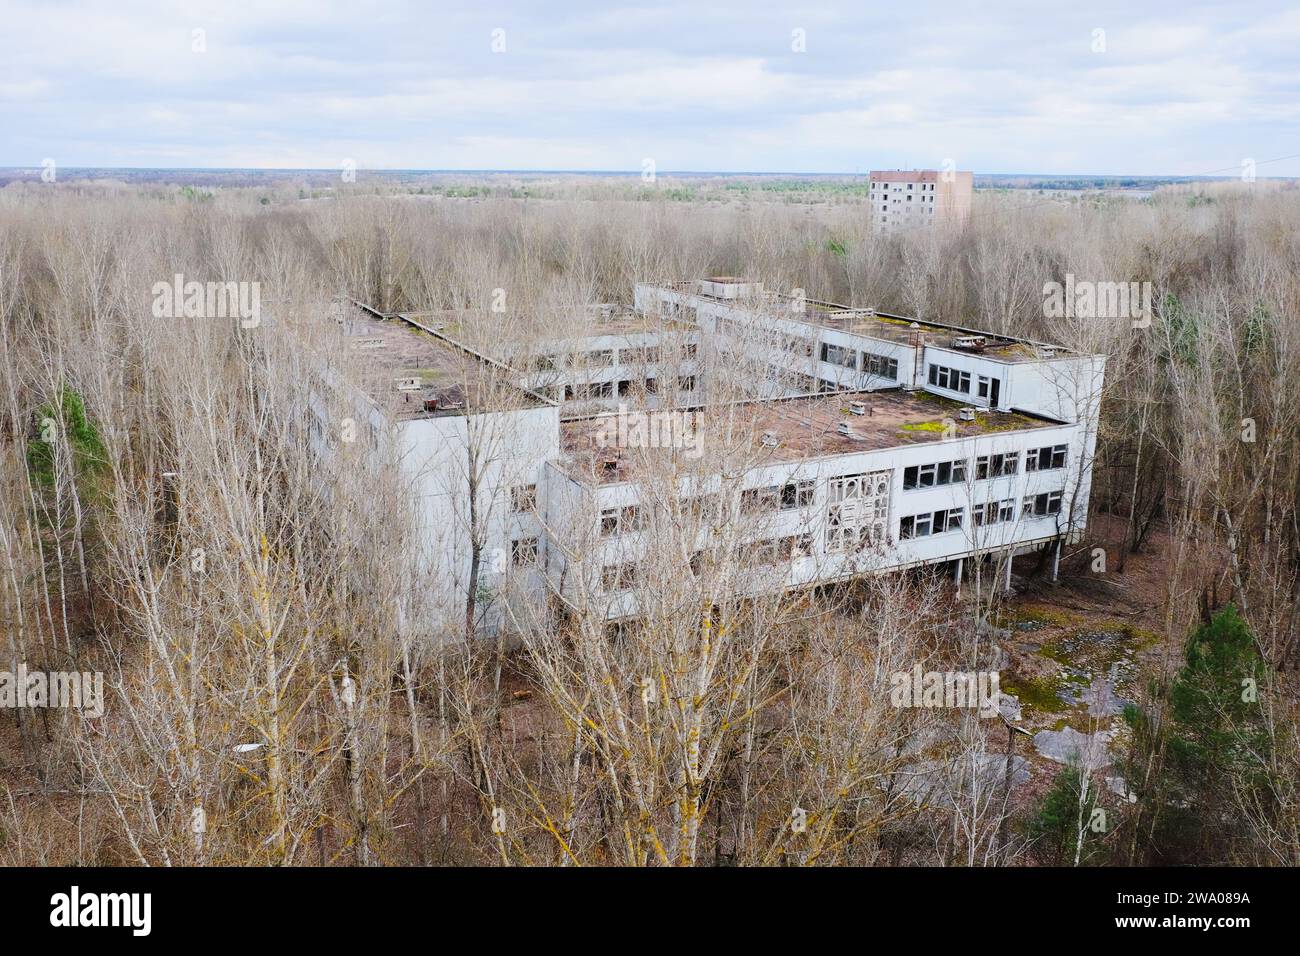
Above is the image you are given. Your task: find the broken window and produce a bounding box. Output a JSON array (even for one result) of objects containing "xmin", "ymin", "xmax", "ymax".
[
  {"xmin": 601, "ymin": 561, "xmax": 638, "ymax": 591},
  {"xmin": 820, "ymin": 343, "xmax": 857, "ymax": 369},
  {"xmin": 975, "ymin": 452, "xmax": 1019, "ymax": 480},
  {"xmin": 780, "ymin": 479, "xmax": 815, "ymax": 509},
  {"xmin": 862, "ymin": 352, "xmax": 899, "ymax": 379},
  {"xmin": 741, "ymin": 485, "xmax": 781, "ymax": 514},
  {"xmin": 1022, "ymin": 490, "xmax": 1064, "ymax": 517},
  {"xmin": 511, "ymin": 484, "xmax": 537, "ymax": 513},
  {"xmin": 827, "ymin": 470, "xmax": 891, "ymax": 551},
  {"xmin": 510, "ymin": 537, "xmax": 538, "ymax": 566},
  {"xmin": 1025, "ymin": 444, "xmax": 1069, "ymax": 472},
  {"xmin": 903, "ymin": 458, "xmax": 966, "ymax": 490},
  {"xmin": 900, "ymin": 508, "xmax": 962, "ymax": 537},
  {"xmin": 599, "ymin": 505, "xmax": 639, "ymax": 537},
  {"xmin": 749, "ymin": 533, "xmax": 816, "ymax": 564},
  {"xmin": 974, "ymin": 498, "xmax": 1017, "ymax": 526},
  {"xmin": 683, "ymin": 494, "xmax": 720, "ymax": 522}
]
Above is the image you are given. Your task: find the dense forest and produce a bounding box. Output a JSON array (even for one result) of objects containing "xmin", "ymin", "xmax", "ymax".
[{"xmin": 0, "ymin": 177, "xmax": 1296, "ymax": 865}]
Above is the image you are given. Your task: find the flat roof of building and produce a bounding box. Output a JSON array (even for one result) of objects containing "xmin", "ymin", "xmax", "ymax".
[
  {"xmin": 664, "ymin": 281, "xmax": 1076, "ymax": 363},
  {"xmin": 869, "ymin": 170, "xmax": 972, "ymax": 183},
  {"xmin": 341, "ymin": 305, "xmax": 547, "ymax": 420},
  {"xmin": 556, "ymin": 388, "xmax": 1055, "ymax": 485},
  {"xmin": 778, "ymin": 299, "xmax": 1054, "ymax": 362},
  {"xmin": 400, "ymin": 306, "xmax": 691, "ymax": 352}
]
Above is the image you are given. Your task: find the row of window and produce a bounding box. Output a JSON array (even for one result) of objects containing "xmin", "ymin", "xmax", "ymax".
[
  {"xmin": 683, "ymin": 493, "xmax": 722, "ymax": 521},
  {"xmin": 976, "ymin": 452, "xmax": 1019, "ymax": 479},
  {"xmin": 558, "ymin": 376, "xmax": 696, "ymax": 401},
  {"xmin": 592, "ymin": 444, "xmax": 1069, "ymax": 536},
  {"xmin": 903, "ymin": 458, "xmax": 966, "ymax": 489},
  {"xmin": 899, "ymin": 507, "xmax": 965, "ymax": 539},
  {"xmin": 784, "ymin": 334, "xmax": 816, "ymax": 358},
  {"xmin": 532, "ymin": 343, "xmax": 695, "ymax": 372},
  {"xmin": 977, "ymin": 446, "xmax": 1070, "ymax": 478},
  {"xmin": 741, "ymin": 480, "xmax": 815, "ymax": 514},
  {"xmin": 510, "ymin": 484, "xmax": 542, "ymax": 565},
  {"xmin": 716, "ymin": 317, "xmax": 815, "ymax": 358},
  {"xmin": 900, "ymin": 490, "xmax": 1065, "ymax": 539},
  {"xmin": 902, "ymin": 445, "xmax": 1069, "ymax": 490},
  {"xmin": 819, "ymin": 343, "xmax": 901, "ymax": 380},
  {"xmin": 749, "ymin": 533, "xmax": 814, "ymax": 565},
  {"xmin": 619, "ymin": 533, "xmax": 819, "ymax": 591},
  {"xmin": 879, "ymin": 209, "xmax": 936, "ymax": 222},
  {"xmin": 594, "ymin": 489, "xmax": 1065, "ymax": 587},
  {"xmin": 620, "ymin": 346, "xmax": 661, "ymax": 364},
  {"xmin": 928, "ymin": 363, "xmax": 971, "ymax": 393},
  {"xmin": 927, "ymin": 364, "xmax": 1004, "ymax": 404},
  {"xmin": 972, "ymin": 499, "xmax": 1015, "ymax": 526},
  {"xmin": 601, "ymin": 480, "xmax": 815, "ymax": 537},
  {"xmin": 533, "ymin": 441, "xmax": 1068, "ymax": 541},
  {"xmin": 534, "ymin": 349, "xmax": 608, "ymax": 371}
]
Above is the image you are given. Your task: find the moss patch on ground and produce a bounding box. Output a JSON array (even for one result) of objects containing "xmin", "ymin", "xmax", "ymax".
[
  {"xmin": 999, "ymin": 605, "xmax": 1162, "ymax": 729},
  {"xmin": 1001, "ymin": 675, "xmax": 1067, "ymax": 714},
  {"xmin": 1038, "ymin": 624, "xmax": 1157, "ymax": 670},
  {"xmin": 972, "ymin": 413, "xmax": 1026, "ymax": 433},
  {"xmin": 900, "ymin": 420, "xmax": 949, "ymax": 433}
]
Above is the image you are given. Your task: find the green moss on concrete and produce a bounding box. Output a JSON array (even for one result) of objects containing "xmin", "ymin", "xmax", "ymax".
[{"xmin": 1001, "ymin": 675, "xmax": 1067, "ymax": 714}]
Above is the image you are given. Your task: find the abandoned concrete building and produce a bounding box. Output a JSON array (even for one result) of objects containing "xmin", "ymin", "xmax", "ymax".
[
  {"xmin": 323, "ymin": 277, "xmax": 1104, "ymax": 635},
  {"xmin": 868, "ymin": 169, "xmax": 974, "ymax": 231}
]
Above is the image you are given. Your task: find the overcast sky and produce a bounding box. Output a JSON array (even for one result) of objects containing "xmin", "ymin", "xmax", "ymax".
[{"xmin": 2, "ymin": 0, "xmax": 1297, "ymax": 176}]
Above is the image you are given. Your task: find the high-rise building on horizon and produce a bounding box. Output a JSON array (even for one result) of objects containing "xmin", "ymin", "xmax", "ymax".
[{"xmin": 869, "ymin": 169, "xmax": 974, "ymax": 231}]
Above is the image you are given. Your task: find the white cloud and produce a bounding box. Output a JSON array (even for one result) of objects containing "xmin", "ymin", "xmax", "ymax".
[{"xmin": 1, "ymin": 0, "xmax": 1296, "ymax": 175}]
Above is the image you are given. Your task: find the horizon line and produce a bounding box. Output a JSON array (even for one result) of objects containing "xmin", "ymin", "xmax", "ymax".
[{"xmin": 0, "ymin": 164, "xmax": 1267, "ymax": 182}]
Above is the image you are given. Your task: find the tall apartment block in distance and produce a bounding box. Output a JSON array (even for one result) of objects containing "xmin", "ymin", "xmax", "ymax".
[{"xmin": 869, "ymin": 169, "xmax": 974, "ymax": 231}]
